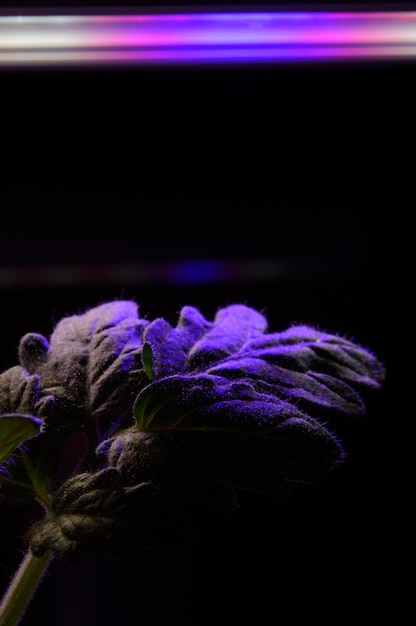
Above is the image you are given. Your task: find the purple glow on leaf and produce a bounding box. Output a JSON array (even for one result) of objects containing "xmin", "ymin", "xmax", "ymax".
[{"xmin": 0, "ymin": 300, "xmax": 388, "ymax": 560}]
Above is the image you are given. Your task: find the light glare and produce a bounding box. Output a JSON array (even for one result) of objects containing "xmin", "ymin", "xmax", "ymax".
[{"xmin": 1, "ymin": 11, "xmax": 416, "ymax": 66}]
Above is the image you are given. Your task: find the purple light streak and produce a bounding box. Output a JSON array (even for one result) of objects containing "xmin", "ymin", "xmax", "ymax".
[{"xmin": 0, "ymin": 11, "xmax": 416, "ymax": 67}]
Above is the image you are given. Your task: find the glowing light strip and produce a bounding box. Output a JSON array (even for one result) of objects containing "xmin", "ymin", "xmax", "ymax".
[
  {"xmin": 0, "ymin": 258, "xmax": 349, "ymax": 287},
  {"xmin": 0, "ymin": 11, "xmax": 416, "ymax": 66}
]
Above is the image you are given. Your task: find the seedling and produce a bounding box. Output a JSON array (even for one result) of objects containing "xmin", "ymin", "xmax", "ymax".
[{"xmin": 0, "ymin": 300, "xmax": 385, "ymax": 625}]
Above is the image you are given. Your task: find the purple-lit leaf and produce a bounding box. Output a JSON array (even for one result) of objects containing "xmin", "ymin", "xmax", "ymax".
[
  {"xmin": 130, "ymin": 372, "xmax": 346, "ymax": 507},
  {"xmin": 0, "ymin": 413, "xmax": 41, "ymax": 463},
  {"xmin": 133, "ymin": 373, "xmax": 311, "ymax": 432},
  {"xmin": 125, "ymin": 304, "xmax": 385, "ymax": 510},
  {"xmin": 0, "ymin": 300, "xmax": 386, "ymax": 559},
  {"xmin": 133, "ymin": 307, "xmax": 385, "ymax": 429},
  {"xmin": 186, "ymin": 304, "xmax": 267, "ymax": 369},
  {"xmin": 141, "ymin": 306, "xmax": 212, "ymax": 378},
  {"xmin": 202, "ymin": 324, "xmax": 385, "ymax": 418},
  {"xmin": 14, "ymin": 301, "xmax": 150, "ymax": 442},
  {"xmin": 0, "ymin": 301, "xmax": 152, "ymax": 505}
]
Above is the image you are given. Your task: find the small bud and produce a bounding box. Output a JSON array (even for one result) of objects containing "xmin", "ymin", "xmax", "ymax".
[{"xmin": 18, "ymin": 333, "xmax": 49, "ymax": 373}]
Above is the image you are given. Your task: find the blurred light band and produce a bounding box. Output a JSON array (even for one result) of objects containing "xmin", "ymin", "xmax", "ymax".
[
  {"xmin": 0, "ymin": 259, "xmax": 346, "ymax": 287},
  {"xmin": 1, "ymin": 11, "xmax": 416, "ymax": 66}
]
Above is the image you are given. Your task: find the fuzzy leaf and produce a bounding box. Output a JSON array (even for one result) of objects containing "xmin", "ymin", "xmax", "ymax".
[
  {"xmin": 0, "ymin": 301, "xmax": 152, "ymax": 505},
  {"xmin": 0, "ymin": 366, "xmax": 46, "ymax": 415},
  {"xmin": 141, "ymin": 306, "xmax": 211, "ymax": 379},
  {"xmin": 29, "ymin": 468, "xmax": 191, "ymax": 563},
  {"xmin": 2, "ymin": 301, "xmax": 150, "ymax": 440},
  {"xmin": 1, "ymin": 300, "xmax": 387, "ymax": 559},
  {"xmin": 133, "ymin": 373, "xmax": 312, "ymax": 432},
  {"xmin": 99, "ymin": 420, "xmax": 344, "ymax": 512},
  {"xmin": 136, "ymin": 307, "xmax": 385, "ymax": 422},
  {"xmin": 143, "ymin": 304, "xmax": 267, "ymax": 377},
  {"xmin": 127, "ymin": 305, "xmax": 385, "ymax": 509},
  {"xmin": 130, "ymin": 373, "xmax": 345, "ymax": 506},
  {"xmin": 187, "ymin": 304, "xmax": 267, "ymax": 369},
  {"xmin": 25, "ymin": 301, "xmax": 149, "ymax": 440},
  {"xmin": 207, "ymin": 324, "xmax": 385, "ymax": 415}
]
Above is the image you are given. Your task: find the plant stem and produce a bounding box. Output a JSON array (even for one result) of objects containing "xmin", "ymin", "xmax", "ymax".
[{"xmin": 0, "ymin": 548, "xmax": 53, "ymax": 626}]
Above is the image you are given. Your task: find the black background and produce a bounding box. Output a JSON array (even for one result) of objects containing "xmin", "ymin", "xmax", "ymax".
[{"xmin": 0, "ymin": 3, "xmax": 414, "ymax": 625}]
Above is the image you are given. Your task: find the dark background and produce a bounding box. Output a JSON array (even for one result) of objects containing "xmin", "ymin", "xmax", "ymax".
[{"xmin": 0, "ymin": 3, "xmax": 414, "ymax": 625}]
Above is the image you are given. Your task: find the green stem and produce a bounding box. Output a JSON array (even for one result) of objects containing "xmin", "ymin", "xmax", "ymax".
[{"xmin": 0, "ymin": 548, "xmax": 53, "ymax": 626}]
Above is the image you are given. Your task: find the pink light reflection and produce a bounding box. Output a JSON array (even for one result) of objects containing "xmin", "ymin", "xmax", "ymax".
[{"xmin": 1, "ymin": 11, "xmax": 416, "ymax": 67}]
